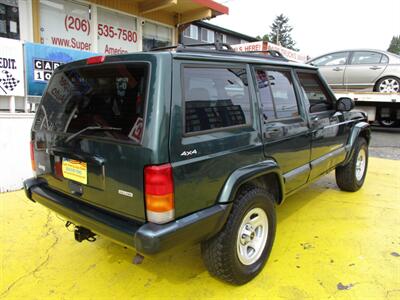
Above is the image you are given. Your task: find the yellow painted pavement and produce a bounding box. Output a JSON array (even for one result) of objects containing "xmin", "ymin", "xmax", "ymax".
[{"xmin": 1, "ymin": 157, "xmax": 399, "ymax": 299}]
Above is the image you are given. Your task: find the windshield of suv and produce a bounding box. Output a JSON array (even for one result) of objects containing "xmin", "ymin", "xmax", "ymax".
[{"xmin": 34, "ymin": 63, "xmax": 148, "ymax": 143}]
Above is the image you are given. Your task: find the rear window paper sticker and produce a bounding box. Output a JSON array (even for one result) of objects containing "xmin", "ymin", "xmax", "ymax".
[
  {"xmin": 116, "ymin": 77, "xmax": 129, "ymax": 97},
  {"xmin": 128, "ymin": 117, "xmax": 144, "ymax": 143},
  {"xmin": 48, "ymin": 72, "xmax": 74, "ymax": 104}
]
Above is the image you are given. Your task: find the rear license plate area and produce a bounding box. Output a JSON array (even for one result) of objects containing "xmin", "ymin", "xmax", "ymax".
[{"xmin": 62, "ymin": 158, "xmax": 87, "ymax": 185}]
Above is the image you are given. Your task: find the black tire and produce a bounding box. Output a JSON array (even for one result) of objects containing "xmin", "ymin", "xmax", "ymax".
[
  {"xmin": 379, "ymin": 120, "xmax": 398, "ymax": 128},
  {"xmin": 201, "ymin": 186, "xmax": 276, "ymax": 285},
  {"xmin": 335, "ymin": 138, "xmax": 368, "ymax": 192},
  {"xmin": 374, "ymin": 76, "xmax": 400, "ymax": 93}
]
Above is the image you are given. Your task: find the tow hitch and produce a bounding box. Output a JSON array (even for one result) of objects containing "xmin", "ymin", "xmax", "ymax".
[{"xmin": 66, "ymin": 222, "xmax": 97, "ymax": 242}]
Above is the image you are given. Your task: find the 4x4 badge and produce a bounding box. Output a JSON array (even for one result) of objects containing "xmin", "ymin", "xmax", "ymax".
[{"xmin": 180, "ymin": 149, "xmax": 198, "ymax": 157}]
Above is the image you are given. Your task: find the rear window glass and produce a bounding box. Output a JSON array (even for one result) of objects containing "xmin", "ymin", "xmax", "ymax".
[
  {"xmin": 34, "ymin": 63, "xmax": 148, "ymax": 142},
  {"xmin": 183, "ymin": 67, "xmax": 251, "ymax": 134}
]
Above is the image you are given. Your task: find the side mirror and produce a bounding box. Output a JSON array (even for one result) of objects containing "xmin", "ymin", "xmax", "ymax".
[{"xmin": 336, "ymin": 97, "xmax": 354, "ymax": 112}]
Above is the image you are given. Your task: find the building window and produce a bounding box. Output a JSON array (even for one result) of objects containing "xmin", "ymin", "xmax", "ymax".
[
  {"xmin": 221, "ymin": 34, "xmax": 227, "ymax": 43},
  {"xmin": 201, "ymin": 28, "xmax": 214, "ymax": 43},
  {"xmin": 0, "ymin": 0, "xmax": 19, "ymax": 40},
  {"xmin": 143, "ymin": 21, "xmax": 172, "ymax": 51},
  {"xmin": 40, "ymin": 0, "xmax": 92, "ymax": 51},
  {"xmin": 183, "ymin": 24, "xmax": 198, "ymax": 40},
  {"xmin": 240, "ymin": 39, "xmax": 247, "ymax": 44}
]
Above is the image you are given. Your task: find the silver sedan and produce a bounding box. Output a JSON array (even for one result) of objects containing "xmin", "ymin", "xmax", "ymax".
[{"xmin": 307, "ymin": 49, "xmax": 400, "ymax": 93}]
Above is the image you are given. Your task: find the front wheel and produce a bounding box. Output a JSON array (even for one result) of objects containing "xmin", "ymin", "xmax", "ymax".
[
  {"xmin": 335, "ymin": 137, "xmax": 368, "ymax": 192},
  {"xmin": 201, "ymin": 186, "xmax": 276, "ymax": 285}
]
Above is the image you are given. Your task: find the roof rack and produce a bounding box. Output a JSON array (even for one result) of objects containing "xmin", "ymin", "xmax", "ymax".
[
  {"xmin": 149, "ymin": 42, "xmax": 234, "ymax": 52},
  {"xmin": 148, "ymin": 42, "xmax": 288, "ymax": 61}
]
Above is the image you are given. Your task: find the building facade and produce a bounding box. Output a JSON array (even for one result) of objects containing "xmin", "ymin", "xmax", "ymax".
[
  {"xmin": 0, "ymin": 0, "xmax": 228, "ymax": 112},
  {"xmin": 180, "ymin": 20, "xmax": 259, "ymax": 46}
]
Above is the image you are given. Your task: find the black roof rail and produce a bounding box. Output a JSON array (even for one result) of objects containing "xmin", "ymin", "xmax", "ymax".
[
  {"xmin": 148, "ymin": 42, "xmax": 234, "ymax": 52},
  {"xmin": 147, "ymin": 43, "xmax": 289, "ymax": 62}
]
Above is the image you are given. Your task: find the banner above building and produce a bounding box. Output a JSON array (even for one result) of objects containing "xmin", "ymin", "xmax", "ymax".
[
  {"xmin": 0, "ymin": 37, "xmax": 24, "ymax": 96},
  {"xmin": 232, "ymin": 41, "xmax": 310, "ymax": 63}
]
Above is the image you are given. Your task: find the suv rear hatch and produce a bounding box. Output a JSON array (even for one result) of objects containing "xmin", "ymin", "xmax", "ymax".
[{"xmin": 31, "ymin": 59, "xmax": 150, "ymax": 221}]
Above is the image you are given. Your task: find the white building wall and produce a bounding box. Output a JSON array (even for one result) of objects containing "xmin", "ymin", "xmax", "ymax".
[{"xmin": 0, "ymin": 113, "xmax": 34, "ymax": 192}]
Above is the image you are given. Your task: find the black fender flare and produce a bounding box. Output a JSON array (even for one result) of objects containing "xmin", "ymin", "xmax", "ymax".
[
  {"xmin": 342, "ymin": 121, "xmax": 371, "ymax": 165},
  {"xmin": 217, "ymin": 159, "xmax": 285, "ymax": 204}
]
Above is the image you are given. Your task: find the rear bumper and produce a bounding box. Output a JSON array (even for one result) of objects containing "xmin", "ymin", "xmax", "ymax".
[{"xmin": 23, "ymin": 178, "xmax": 232, "ymax": 255}]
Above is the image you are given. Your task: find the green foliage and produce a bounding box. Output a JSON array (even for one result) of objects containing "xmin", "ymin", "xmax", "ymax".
[
  {"xmin": 256, "ymin": 34, "xmax": 269, "ymax": 42},
  {"xmin": 387, "ymin": 36, "xmax": 400, "ymax": 55},
  {"xmin": 269, "ymin": 14, "xmax": 298, "ymax": 51}
]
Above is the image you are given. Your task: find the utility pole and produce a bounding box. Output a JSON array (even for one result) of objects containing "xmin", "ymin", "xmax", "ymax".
[{"xmin": 276, "ymin": 28, "xmax": 280, "ymax": 46}]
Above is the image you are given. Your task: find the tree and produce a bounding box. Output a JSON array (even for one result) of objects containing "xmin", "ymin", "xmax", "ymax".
[
  {"xmin": 269, "ymin": 14, "xmax": 298, "ymax": 51},
  {"xmin": 387, "ymin": 35, "xmax": 400, "ymax": 55},
  {"xmin": 256, "ymin": 34, "xmax": 269, "ymax": 42}
]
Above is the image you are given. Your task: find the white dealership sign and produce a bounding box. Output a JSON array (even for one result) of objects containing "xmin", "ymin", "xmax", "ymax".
[
  {"xmin": 0, "ymin": 37, "xmax": 25, "ymax": 96},
  {"xmin": 40, "ymin": 0, "xmax": 93, "ymax": 51},
  {"xmin": 97, "ymin": 8, "xmax": 139, "ymax": 54}
]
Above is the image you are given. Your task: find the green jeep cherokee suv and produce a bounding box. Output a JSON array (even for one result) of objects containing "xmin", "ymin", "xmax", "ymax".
[{"xmin": 24, "ymin": 44, "xmax": 370, "ymax": 285}]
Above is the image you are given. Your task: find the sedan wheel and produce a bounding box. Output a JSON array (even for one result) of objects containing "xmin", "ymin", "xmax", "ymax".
[{"xmin": 377, "ymin": 77, "xmax": 400, "ymax": 93}]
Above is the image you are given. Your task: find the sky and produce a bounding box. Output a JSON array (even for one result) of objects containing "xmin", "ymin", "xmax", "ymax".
[{"xmin": 209, "ymin": 0, "xmax": 400, "ymax": 58}]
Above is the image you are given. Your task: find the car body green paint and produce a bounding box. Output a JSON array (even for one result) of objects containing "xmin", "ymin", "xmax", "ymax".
[{"xmin": 24, "ymin": 49, "xmax": 370, "ymax": 254}]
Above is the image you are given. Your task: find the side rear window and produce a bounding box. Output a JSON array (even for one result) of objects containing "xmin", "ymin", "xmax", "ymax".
[
  {"xmin": 255, "ymin": 68, "xmax": 300, "ymax": 121},
  {"xmin": 183, "ymin": 67, "xmax": 251, "ymax": 134},
  {"xmin": 297, "ymin": 72, "xmax": 333, "ymax": 113}
]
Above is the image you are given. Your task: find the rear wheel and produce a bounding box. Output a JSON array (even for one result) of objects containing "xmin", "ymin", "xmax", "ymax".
[
  {"xmin": 335, "ymin": 138, "xmax": 368, "ymax": 192},
  {"xmin": 375, "ymin": 77, "xmax": 400, "ymax": 93},
  {"xmin": 201, "ymin": 186, "xmax": 276, "ymax": 285}
]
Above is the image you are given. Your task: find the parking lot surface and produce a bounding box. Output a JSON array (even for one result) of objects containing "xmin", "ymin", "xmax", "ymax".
[
  {"xmin": 1, "ymin": 157, "xmax": 399, "ymax": 299},
  {"xmin": 370, "ymin": 126, "xmax": 400, "ymax": 160}
]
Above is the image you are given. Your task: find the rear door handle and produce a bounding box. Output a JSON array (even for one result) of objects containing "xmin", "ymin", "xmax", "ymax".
[
  {"xmin": 369, "ymin": 66, "xmax": 382, "ymax": 70},
  {"xmin": 332, "ymin": 67, "xmax": 343, "ymax": 71}
]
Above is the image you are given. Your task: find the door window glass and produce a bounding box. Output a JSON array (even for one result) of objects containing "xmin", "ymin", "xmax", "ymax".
[
  {"xmin": 297, "ymin": 72, "xmax": 333, "ymax": 113},
  {"xmin": 381, "ymin": 55, "xmax": 389, "ymax": 64},
  {"xmin": 183, "ymin": 67, "xmax": 251, "ymax": 133},
  {"xmin": 256, "ymin": 69, "xmax": 299, "ymax": 120},
  {"xmin": 255, "ymin": 69, "xmax": 276, "ymax": 121},
  {"xmin": 351, "ymin": 51, "xmax": 383, "ymax": 65},
  {"xmin": 311, "ymin": 52, "xmax": 349, "ymax": 66}
]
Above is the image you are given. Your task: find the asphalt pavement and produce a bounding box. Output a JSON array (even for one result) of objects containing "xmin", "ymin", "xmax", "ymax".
[{"xmin": 369, "ymin": 125, "xmax": 400, "ymax": 160}]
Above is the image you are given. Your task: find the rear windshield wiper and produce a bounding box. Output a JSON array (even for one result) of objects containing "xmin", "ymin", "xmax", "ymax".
[{"xmin": 64, "ymin": 126, "xmax": 122, "ymax": 143}]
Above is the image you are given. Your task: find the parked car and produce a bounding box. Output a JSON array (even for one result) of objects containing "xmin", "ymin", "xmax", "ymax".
[
  {"xmin": 24, "ymin": 44, "xmax": 370, "ymax": 285},
  {"xmin": 307, "ymin": 49, "xmax": 400, "ymax": 93}
]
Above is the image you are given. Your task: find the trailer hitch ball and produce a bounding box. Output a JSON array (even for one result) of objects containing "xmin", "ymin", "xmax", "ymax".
[{"xmin": 74, "ymin": 226, "xmax": 97, "ymax": 242}]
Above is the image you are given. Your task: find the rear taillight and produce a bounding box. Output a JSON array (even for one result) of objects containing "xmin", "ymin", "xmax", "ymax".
[
  {"xmin": 144, "ymin": 164, "xmax": 174, "ymax": 224},
  {"xmin": 30, "ymin": 141, "xmax": 36, "ymax": 173},
  {"xmin": 54, "ymin": 156, "xmax": 63, "ymax": 178},
  {"xmin": 86, "ymin": 55, "xmax": 105, "ymax": 65}
]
